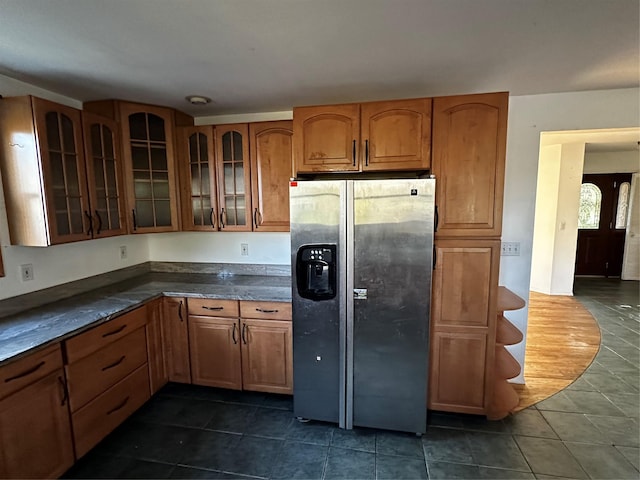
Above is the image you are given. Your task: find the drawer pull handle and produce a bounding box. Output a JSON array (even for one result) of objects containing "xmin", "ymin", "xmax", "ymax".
[
  {"xmin": 256, "ymin": 308, "xmax": 278, "ymax": 314},
  {"xmin": 203, "ymin": 306, "xmax": 224, "ymax": 311},
  {"xmin": 107, "ymin": 396, "xmax": 130, "ymax": 415},
  {"xmin": 4, "ymin": 361, "xmax": 45, "ymax": 383},
  {"xmin": 101, "ymin": 356, "xmax": 126, "ymax": 371},
  {"xmin": 102, "ymin": 325, "xmax": 127, "ymax": 338},
  {"xmin": 58, "ymin": 376, "xmax": 69, "ymax": 406}
]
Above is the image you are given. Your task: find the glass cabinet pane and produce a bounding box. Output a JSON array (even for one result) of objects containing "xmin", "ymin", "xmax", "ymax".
[
  {"xmin": 61, "ymin": 115, "xmax": 75, "ymax": 153},
  {"xmin": 187, "ymin": 131, "xmax": 213, "ymax": 229},
  {"xmin": 44, "ymin": 110, "xmax": 85, "ymax": 237},
  {"xmin": 89, "ymin": 123, "xmax": 122, "ymax": 234},
  {"xmin": 147, "ymin": 114, "xmax": 166, "ymax": 141},
  {"xmin": 129, "ymin": 113, "xmax": 147, "ymax": 140},
  {"xmin": 219, "ymin": 129, "xmax": 247, "ymax": 228},
  {"xmin": 128, "ymin": 112, "xmax": 171, "ymax": 229},
  {"xmin": 46, "ymin": 112, "xmax": 61, "ymax": 150}
]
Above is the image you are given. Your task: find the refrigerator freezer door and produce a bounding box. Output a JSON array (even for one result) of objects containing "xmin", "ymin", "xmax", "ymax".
[
  {"xmin": 351, "ymin": 179, "xmax": 434, "ymax": 433},
  {"xmin": 290, "ymin": 181, "xmax": 347, "ymax": 425}
]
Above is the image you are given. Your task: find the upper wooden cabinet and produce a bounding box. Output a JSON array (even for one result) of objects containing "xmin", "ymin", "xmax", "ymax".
[
  {"xmin": 120, "ymin": 103, "xmax": 180, "ymax": 233},
  {"xmin": 215, "ymin": 124, "xmax": 252, "ymax": 231},
  {"xmin": 178, "ymin": 126, "xmax": 218, "ymax": 231},
  {"xmin": 0, "ymin": 96, "xmax": 91, "ymax": 245},
  {"xmin": 293, "ymin": 98, "xmax": 431, "ymax": 174},
  {"xmin": 81, "ymin": 111, "xmax": 127, "ymax": 238},
  {"xmin": 250, "ymin": 121, "xmax": 292, "ymax": 231},
  {"xmin": 432, "ymin": 92, "xmax": 508, "ymax": 238},
  {"xmin": 294, "ymin": 104, "xmax": 360, "ymax": 173},
  {"xmin": 85, "ymin": 100, "xmax": 188, "ymax": 234}
]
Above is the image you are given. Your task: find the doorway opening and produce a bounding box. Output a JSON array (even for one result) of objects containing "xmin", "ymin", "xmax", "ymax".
[{"xmin": 529, "ymin": 127, "xmax": 640, "ymax": 296}]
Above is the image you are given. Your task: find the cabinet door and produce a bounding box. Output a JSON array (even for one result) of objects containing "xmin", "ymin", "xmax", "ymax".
[
  {"xmin": 215, "ymin": 124, "xmax": 252, "ymax": 231},
  {"xmin": 119, "ymin": 103, "xmax": 179, "ymax": 233},
  {"xmin": 432, "ymin": 92, "xmax": 508, "ymax": 237},
  {"xmin": 429, "ymin": 332, "xmax": 488, "ymax": 413},
  {"xmin": 361, "ymin": 98, "xmax": 431, "ymax": 171},
  {"xmin": 162, "ymin": 297, "xmax": 191, "ymax": 383},
  {"xmin": 241, "ymin": 319, "xmax": 293, "ymax": 394},
  {"xmin": 82, "ymin": 111, "xmax": 127, "ymax": 237},
  {"xmin": 429, "ymin": 239, "xmax": 500, "ymax": 414},
  {"xmin": 0, "ymin": 370, "xmax": 74, "ymax": 479},
  {"xmin": 293, "ymin": 104, "xmax": 360, "ymax": 173},
  {"xmin": 250, "ymin": 121, "xmax": 292, "ymax": 231},
  {"xmin": 33, "ymin": 97, "xmax": 91, "ymax": 244},
  {"xmin": 179, "ymin": 126, "xmax": 218, "ymax": 230},
  {"xmin": 188, "ymin": 316, "xmax": 242, "ymax": 390},
  {"xmin": 146, "ymin": 299, "xmax": 168, "ymax": 395}
]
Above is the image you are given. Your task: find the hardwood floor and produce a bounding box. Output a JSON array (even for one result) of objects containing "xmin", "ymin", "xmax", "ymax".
[{"xmin": 512, "ymin": 291, "xmax": 601, "ymax": 411}]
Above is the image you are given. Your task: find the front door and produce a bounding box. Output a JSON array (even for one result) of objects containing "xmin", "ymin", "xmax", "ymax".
[{"xmin": 575, "ymin": 173, "xmax": 632, "ymax": 276}]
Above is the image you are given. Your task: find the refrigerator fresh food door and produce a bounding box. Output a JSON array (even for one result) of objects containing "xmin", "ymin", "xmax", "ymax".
[
  {"xmin": 290, "ymin": 180, "xmax": 347, "ymax": 425},
  {"xmin": 350, "ymin": 178, "xmax": 434, "ymax": 433}
]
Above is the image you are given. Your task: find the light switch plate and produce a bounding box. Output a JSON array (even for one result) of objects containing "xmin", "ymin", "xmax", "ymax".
[{"xmin": 501, "ymin": 242, "xmax": 520, "ymax": 256}]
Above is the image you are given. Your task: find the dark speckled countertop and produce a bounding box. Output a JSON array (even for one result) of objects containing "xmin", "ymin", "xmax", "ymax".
[{"xmin": 0, "ymin": 272, "xmax": 292, "ymax": 365}]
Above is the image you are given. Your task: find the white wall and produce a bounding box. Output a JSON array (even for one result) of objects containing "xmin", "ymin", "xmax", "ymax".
[
  {"xmin": 583, "ymin": 150, "xmax": 640, "ymax": 173},
  {"xmin": 622, "ymin": 173, "xmax": 640, "ymax": 280},
  {"xmin": 501, "ymin": 87, "xmax": 640, "ymax": 383},
  {"xmin": 530, "ymin": 145, "xmax": 562, "ymax": 293},
  {"xmin": 530, "ymin": 142, "xmax": 585, "ymax": 295},
  {"xmin": 147, "ymin": 232, "xmax": 290, "ymax": 264}
]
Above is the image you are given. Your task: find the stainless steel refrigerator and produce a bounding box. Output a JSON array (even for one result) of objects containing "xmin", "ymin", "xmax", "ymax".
[{"xmin": 290, "ymin": 178, "xmax": 435, "ymax": 434}]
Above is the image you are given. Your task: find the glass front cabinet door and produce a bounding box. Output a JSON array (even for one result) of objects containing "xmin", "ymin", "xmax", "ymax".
[
  {"xmin": 178, "ymin": 126, "xmax": 218, "ymax": 231},
  {"xmin": 119, "ymin": 103, "xmax": 179, "ymax": 233},
  {"xmin": 82, "ymin": 111, "xmax": 127, "ymax": 238},
  {"xmin": 33, "ymin": 98, "xmax": 91, "ymax": 244},
  {"xmin": 215, "ymin": 124, "xmax": 252, "ymax": 232}
]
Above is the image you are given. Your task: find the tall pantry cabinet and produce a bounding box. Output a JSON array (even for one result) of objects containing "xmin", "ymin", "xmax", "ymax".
[{"xmin": 428, "ymin": 92, "xmax": 508, "ymax": 415}]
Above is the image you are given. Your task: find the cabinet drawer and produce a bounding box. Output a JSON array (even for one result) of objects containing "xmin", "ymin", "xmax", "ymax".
[
  {"xmin": 72, "ymin": 364, "xmax": 150, "ymax": 459},
  {"xmin": 66, "ymin": 327, "xmax": 148, "ymax": 412},
  {"xmin": 65, "ymin": 305, "xmax": 148, "ymax": 363},
  {"xmin": 240, "ymin": 301, "xmax": 292, "ymax": 321},
  {"xmin": 188, "ymin": 298, "xmax": 239, "ymax": 317},
  {"xmin": 0, "ymin": 344, "xmax": 63, "ymax": 400}
]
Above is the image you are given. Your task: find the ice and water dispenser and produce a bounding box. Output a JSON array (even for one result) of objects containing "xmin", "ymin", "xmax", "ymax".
[{"xmin": 295, "ymin": 244, "xmax": 337, "ymax": 301}]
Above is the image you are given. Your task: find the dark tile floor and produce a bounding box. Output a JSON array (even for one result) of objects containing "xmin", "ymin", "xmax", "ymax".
[{"xmin": 64, "ymin": 278, "xmax": 639, "ymax": 479}]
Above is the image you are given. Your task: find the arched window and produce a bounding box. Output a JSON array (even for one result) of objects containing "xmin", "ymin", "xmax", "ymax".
[
  {"xmin": 578, "ymin": 183, "xmax": 602, "ymax": 229},
  {"xmin": 615, "ymin": 181, "xmax": 631, "ymax": 229}
]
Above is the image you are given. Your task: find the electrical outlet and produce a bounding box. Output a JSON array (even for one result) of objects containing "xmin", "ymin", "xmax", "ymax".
[
  {"xmin": 20, "ymin": 264, "xmax": 34, "ymax": 282},
  {"xmin": 120, "ymin": 245, "xmax": 127, "ymax": 260},
  {"xmin": 240, "ymin": 243, "xmax": 249, "ymax": 256},
  {"xmin": 501, "ymin": 242, "xmax": 521, "ymax": 256}
]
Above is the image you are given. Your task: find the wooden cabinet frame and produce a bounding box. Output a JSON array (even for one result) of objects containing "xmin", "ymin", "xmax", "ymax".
[{"xmin": 429, "ymin": 239, "xmax": 501, "ymax": 414}]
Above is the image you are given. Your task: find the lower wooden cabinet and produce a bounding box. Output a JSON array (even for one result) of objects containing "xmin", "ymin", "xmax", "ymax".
[
  {"xmin": 188, "ymin": 300, "xmax": 293, "ymax": 394},
  {"xmin": 428, "ymin": 239, "xmax": 500, "ymax": 414},
  {"xmin": 146, "ymin": 298, "xmax": 168, "ymax": 395},
  {"xmin": 162, "ymin": 297, "xmax": 191, "ymax": 383},
  {"xmin": 189, "ymin": 316, "xmax": 243, "ymax": 389},
  {"xmin": 0, "ymin": 345, "xmax": 74, "ymax": 479},
  {"xmin": 71, "ymin": 365, "xmax": 150, "ymax": 458},
  {"xmin": 241, "ymin": 318, "xmax": 293, "ymax": 394}
]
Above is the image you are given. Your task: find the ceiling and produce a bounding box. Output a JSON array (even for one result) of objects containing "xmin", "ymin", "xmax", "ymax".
[{"xmin": 0, "ymin": 0, "xmax": 638, "ymax": 117}]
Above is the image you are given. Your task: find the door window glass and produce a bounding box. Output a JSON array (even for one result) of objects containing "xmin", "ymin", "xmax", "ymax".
[
  {"xmin": 578, "ymin": 183, "xmax": 602, "ymax": 229},
  {"xmin": 615, "ymin": 182, "xmax": 631, "ymax": 229}
]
